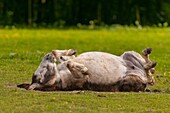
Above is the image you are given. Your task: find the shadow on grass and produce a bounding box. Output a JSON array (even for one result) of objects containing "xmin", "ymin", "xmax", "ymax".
[{"xmin": 15, "ymin": 83, "xmax": 165, "ymax": 93}]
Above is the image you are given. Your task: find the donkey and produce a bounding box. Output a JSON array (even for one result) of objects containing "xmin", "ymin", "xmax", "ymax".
[{"xmin": 27, "ymin": 48, "xmax": 157, "ymax": 92}]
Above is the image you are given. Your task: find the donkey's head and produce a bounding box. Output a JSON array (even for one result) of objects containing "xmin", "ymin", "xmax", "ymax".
[{"xmin": 28, "ymin": 53, "xmax": 57, "ymax": 90}]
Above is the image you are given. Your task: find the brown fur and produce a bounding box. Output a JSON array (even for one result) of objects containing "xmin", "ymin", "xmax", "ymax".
[{"xmin": 117, "ymin": 75, "xmax": 147, "ymax": 92}]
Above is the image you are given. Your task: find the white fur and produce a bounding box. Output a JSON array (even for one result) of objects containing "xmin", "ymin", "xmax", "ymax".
[{"xmin": 29, "ymin": 48, "xmax": 156, "ymax": 91}]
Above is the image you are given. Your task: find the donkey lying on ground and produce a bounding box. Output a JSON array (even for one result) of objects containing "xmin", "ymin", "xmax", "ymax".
[{"xmin": 25, "ymin": 48, "xmax": 157, "ymax": 92}]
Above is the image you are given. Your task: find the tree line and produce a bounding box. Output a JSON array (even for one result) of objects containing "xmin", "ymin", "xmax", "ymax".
[{"xmin": 0, "ymin": 0, "xmax": 170, "ymax": 27}]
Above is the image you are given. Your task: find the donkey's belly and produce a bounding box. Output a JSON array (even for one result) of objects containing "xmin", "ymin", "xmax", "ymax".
[{"xmin": 73, "ymin": 52, "xmax": 127, "ymax": 85}]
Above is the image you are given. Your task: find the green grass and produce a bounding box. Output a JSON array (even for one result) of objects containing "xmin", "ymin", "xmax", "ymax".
[{"xmin": 0, "ymin": 28, "xmax": 170, "ymax": 113}]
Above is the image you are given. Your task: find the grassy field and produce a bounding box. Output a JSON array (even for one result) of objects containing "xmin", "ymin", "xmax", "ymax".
[{"xmin": 0, "ymin": 28, "xmax": 170, "ymax": 113}]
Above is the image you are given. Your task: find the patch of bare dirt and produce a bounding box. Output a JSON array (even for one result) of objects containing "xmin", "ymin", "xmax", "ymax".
[{"xmin": 6, "ymin": 84, "xmax": 17, "ymax": 88}]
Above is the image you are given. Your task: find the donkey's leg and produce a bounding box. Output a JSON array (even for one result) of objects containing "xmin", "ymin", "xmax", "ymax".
[
  {"xmin": 142, "ymin": 48, "xmax": 152, "ymax": 63},
  {"xmin": 142, "ymin": 48, "xmax": 157, "ymax": 69},
  {"xmin": 144, "ymin": 62, "xmax": 157, "ymax": 70},
  {"xmin": 52, "ymin": 49, "xmax": 76, "ymax": 60},
  {"xmin": 27, "ymin": 83, "xmax": 43, "ymax": 90},
  {"xmin": 66, "ymin": 60, "xmax": 88, "ymax": 78},
  {"xmin": 52, "ymin": 49, "xmax": 77, "ymax": 63},
  {"xmin": 142, "ymin": 48, "xmax": 157, "ymax": 85},
  {"xmin": 52, "ymin": 49, "xmax": 77, "ymax": 56},
  {"xmin": 66, "ymin": 60, "xmax": 89, "ymax": 88}
]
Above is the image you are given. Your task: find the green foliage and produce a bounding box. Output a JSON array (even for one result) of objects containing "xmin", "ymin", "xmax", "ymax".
[
  {"xmin": 0, "ymin": 0, "xmax": 170, "ymax": 26},
  {"xmin": 0, "ymin": 28, "xmax": 170, "ymax": 112}
]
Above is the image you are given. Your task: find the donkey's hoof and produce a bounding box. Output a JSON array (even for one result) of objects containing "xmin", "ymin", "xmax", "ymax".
[
  {"xmin": 151, "ymin": 62, "xmax": 157, "ymax": 68},
  {"xmin": 144, "ymin": 62, "xmax": 157, "ymax": 69},
  {"xmin": 145, "ymin": 88, "xmax": 152, "ymax": 92},
  {"xmin": 67, "ymin": 49, "xmax": 77, "ymax": 55},
  {"xmin": 150, "ymin": 68, "xmax": 155, "ymax": 74},
  {"xmin": 142, "ymin": 48, "xmax": 152, "ymax": 56}
]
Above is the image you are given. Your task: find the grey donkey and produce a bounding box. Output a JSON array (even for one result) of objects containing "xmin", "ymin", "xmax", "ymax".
[{"xmin": 27, "ymin": 48, "xmax": 157, "ymax": 92}]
